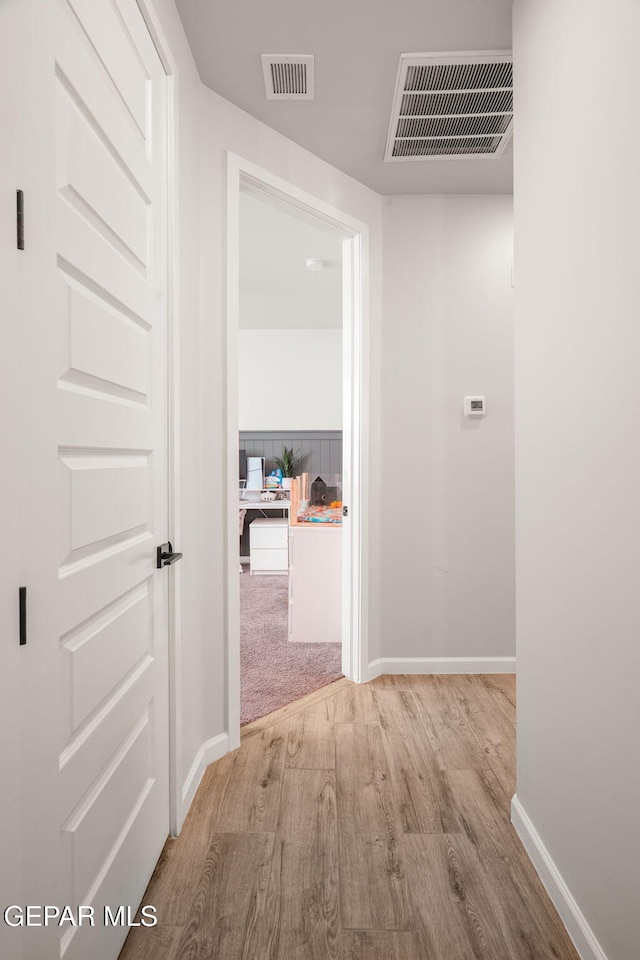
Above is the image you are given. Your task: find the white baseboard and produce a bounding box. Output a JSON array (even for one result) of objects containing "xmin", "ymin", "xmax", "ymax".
[
  {"xmin": 366, "ymin": 656, "xmax": 516, "ymax": 680},
  {"xmin": 511, "ymin": 795, "xmax": 608, "ymax": 960},
  {"xmin": 181, "ymin": 733, "xmax": 229, "ymax": 823}
]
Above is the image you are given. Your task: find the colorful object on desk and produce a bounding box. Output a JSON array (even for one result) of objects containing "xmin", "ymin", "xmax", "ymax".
[
  {"xmin": 296, "ymin": 500, "xmax": 342, "ymax": 524},
  {"xmin": 264, "ymin": 470, "xmax": 282, "ymax": 490},
  {"xmin": 303, "ymin": 515, "xmax": 341, "ymax": 524}
]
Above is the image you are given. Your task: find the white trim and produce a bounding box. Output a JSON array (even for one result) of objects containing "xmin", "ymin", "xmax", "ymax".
[
  {"xmin": 340, "ymin": 230, "xmax": 369, "ymax": 684},
  {"xmin": 225, "ymin": 153, "xmax": 370, "ymax": 751},
  {"xmin": 511, "ymin": 795, "xmax": 609, "ymax": 960},
  {"xmin": 135, "ymin": 0, "xmax": 183, "ymax": 836},
  {"xmin": 367, "ymin": 656, "xmax": 516, "ymax": 679},
  {"xmin": 181, "ymin": 734, "xmax": 230, "ymax": 822},
  {"xmin": 226, "ymin": 155, "xmax": 242, "ymax": 751}
]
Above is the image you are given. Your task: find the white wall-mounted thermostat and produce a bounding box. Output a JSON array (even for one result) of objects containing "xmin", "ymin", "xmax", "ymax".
[{"xmin": 464, "ymin": 396, "xmax": 486, "ymax": 418}]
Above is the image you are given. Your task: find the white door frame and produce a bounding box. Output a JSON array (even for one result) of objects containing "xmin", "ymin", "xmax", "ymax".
[
  {"xmin": 133, "ymin": 0, "xmax": 183, "ymax": 835},
  {"xmin": 225, "ymin": 153, "xmax": 370, "ymax": 749}
]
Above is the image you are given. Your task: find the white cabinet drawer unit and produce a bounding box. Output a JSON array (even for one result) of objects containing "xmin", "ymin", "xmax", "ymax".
[{"xmin": 249, "ymin": 517, "xmax": 289, "ymax": 575}]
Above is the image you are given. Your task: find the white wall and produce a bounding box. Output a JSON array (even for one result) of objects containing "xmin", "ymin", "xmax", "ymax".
[
  {"xmin": 239, "ymin": 329, "xmax": 342, "ymax": 431},
  {"xmin": 380, "ymin": 196, "xmax": 515, "ymax": 664},
  {"xmin": 513, "ymin": 2, "xmax": 640, "ymax": 958}
]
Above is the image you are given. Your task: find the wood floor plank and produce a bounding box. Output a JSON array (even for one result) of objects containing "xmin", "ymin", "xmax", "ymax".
[
  {"xmin": 474, "ymin": 674, "xmax": 517, "ymax": 724},
  {"xmin": 370, "ymin": 686, "xmax": 422, "ymax": 727},
  {"xmin": 441, "ymin": 678, "xmax": 517, "ymax": 796},
  {"xmin": 447, "ymin": 768, "xmax": 580, "ymax": 959},
  {"xmin": 295, "ymin": 694, "xmax": 337, "ymax": 723},
  {"xmin": 120, "ymin": 673, "xmax": 579, "ymax": 960},
  {"xmin": 447, "ymin": 676, "xmax": 516, "ymax": 741},
  {"xmin": 118, "ymin": 926, "xmax": 182, "ymax": 960},
  {"xmin": 332, "ymin": 682, "xmax": 377, "ymax": 723},
  {"xmin": 404, "ymin": 832, "xmax": 514, "ymax": 960},
  {"xmin": 212, "ymin": 727, "xmax": 287, "ymax": 832},
  {"xmin": 483, "ymin": 672, "xmax": 517, "ymax": 703},
  {"xmin": 369, "ymin": 673, "xmax": 413, "ymax": 690},
  {"xmin": 335, "ymin": 722, "xmax": 412, "ymax": 931},
  {"xmin": 139, "ymin": 753, "xmax": 234, "ymax": 925},
  {"xmin": 172, "ymin": 833, "xmax": 276, "ymax": 960},
  {"xmin": 409, "ymin": 675, "xmax": 493, "ymax": 770},
  {"xmin": 338, "ymin": 930, "xmax": 420, "ymax": 959},
  {"xmin": 371, "ymin": 688, "xmax": 462, "ymax": 834},
  {"xmin": 270, "ymin": 769, "xmax": 340, "ymax": 959},
  {"xmin": 283, "ymin": 711, "xmax": 336, "ymax": 769}
]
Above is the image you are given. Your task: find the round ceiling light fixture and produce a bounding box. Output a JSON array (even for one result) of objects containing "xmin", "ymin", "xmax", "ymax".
[{"xmin": 305, "ymin": 258, "xmax": 325, "ymax": 272}]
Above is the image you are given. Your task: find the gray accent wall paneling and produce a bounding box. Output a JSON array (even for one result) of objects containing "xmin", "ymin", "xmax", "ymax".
[{"xmin": 240, "ymin": 431, "xmax": 342, "ymax": 478}]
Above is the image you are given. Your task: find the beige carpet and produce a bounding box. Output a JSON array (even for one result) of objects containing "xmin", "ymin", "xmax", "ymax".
[{"xmin": 240, "ymin": 566, "xmax": 342, "ymax": 724}]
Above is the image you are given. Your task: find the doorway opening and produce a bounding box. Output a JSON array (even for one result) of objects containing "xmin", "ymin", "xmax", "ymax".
[
  {"xmin": 237, "ymin": 193, "xmax": 344, "ymax": 724},
  {"xmin": 226, "ymin": 156, "xmax": 369, "ymax": 748}
]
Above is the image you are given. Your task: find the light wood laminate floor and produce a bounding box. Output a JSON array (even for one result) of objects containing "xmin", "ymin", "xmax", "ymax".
[{"xmin": 119, "ymin": 675, "xmax": 580, "ymax": 960}]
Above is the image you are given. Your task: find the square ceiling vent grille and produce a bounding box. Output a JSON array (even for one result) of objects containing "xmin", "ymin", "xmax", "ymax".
[
  {"xmin": 385, "ymin": 52, "xmax": 513, "ymax": 162},
  {"xmin": 262, "ymin": 55, "xmax": 315, "ymax": 100}
]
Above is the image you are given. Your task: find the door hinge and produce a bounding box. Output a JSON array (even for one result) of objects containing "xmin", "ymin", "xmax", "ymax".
[
  {"xmin": 19, "ymin": 587, "xmax": 27, "ymax": 645},
  {"xmin": 16, "ymin": 189, "xmax": 24, "ymax": 250},
  {"xmin": 342, "ymin": 505, "xmax": 349, "ymax": 517}
]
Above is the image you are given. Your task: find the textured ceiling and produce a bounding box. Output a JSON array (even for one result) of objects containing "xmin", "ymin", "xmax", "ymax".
[{"xmin": 175, "ymin": 0, "xmax": 513, "ymax": 195}]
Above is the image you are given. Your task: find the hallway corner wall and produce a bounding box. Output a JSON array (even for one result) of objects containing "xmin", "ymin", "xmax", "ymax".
[{"xmin": 513, "ymin": 1, "xmax": 640, "ymax": 957}]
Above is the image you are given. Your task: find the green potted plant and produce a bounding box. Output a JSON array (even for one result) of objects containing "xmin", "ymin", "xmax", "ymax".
[{"xmin": 274, "ymin": 446, "xmax": 304, "ymax": 491}]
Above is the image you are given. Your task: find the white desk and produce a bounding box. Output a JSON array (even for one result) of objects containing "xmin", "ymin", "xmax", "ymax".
[{"xmin": 239, "ymin": 499, "xmax": 289, "ymax": 513}]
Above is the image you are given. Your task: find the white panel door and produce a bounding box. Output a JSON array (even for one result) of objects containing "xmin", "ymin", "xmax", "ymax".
[
  {"xmin": 55, "ymin": 2, "xmax": 170, "ymax": 957},
  {"xmin": 11, "ymin": 2, "xmax": 172, "ymax": 959}
]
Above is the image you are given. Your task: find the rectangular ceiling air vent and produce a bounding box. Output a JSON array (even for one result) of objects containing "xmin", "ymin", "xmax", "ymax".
[
  {"xmin": 262, "ymin": 55, "xmax": 315, "ymax": 100},
  {"xmin": 385, "ymin": 52, "xmax": 513, "ymax": 162}
]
